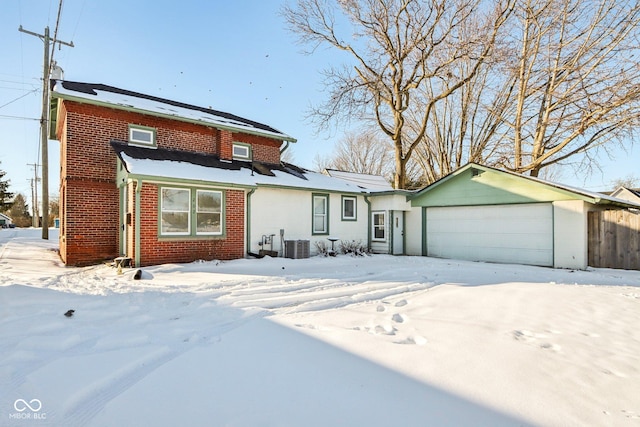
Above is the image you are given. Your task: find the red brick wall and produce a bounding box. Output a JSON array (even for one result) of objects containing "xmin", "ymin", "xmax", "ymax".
[
  {"xmin": 58, "ymin": 99, "xmax": 275, "ymax": 266},
  {"xmin": 138, "ymin": 184, "xmax": 245, "ymax": 266},
  {"xmin": 233, "ymin": 132, "xmax": 282, "ymax": 164}
]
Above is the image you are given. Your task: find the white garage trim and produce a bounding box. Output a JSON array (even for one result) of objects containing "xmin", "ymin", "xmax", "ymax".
[{"xmin": 426, "ymin": 203, "xmax": 553, "ymax": 267}]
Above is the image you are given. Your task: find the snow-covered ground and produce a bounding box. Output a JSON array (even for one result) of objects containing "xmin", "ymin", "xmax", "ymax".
[{"xmin": 1, "ymin": 228, "xmax": 639, "ymax": 426}]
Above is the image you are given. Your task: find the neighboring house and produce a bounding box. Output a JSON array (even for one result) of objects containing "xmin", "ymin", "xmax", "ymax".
[
  {"xmin": 49, "ymin": 80, "xmax": 402, "ymax": 267},
  {"xmin": 408, "ymin": 163, "xmax": 640, "ymax": 270},
  {"xmin": 0, "ymin": 213, "xmax": 13, "ymax": 228},
  {"xmin": 609, "ymin": 187, "xmax": 640, "ymax": 205}
]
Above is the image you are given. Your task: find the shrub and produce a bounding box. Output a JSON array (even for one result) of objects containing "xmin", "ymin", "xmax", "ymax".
[
  {"xmin": 314, "ymin": 240, "xmax": 330, "ymax": 257},
  {"xmin": 339, "ymin": 240, "xmax": 369, "ymax": 256}
]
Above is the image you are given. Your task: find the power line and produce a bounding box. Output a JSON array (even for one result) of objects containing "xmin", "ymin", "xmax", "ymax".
[
  {"xmin": 0, "ymin": 89, "xmax": 39, "ymax": 111},
  {"xmin": 18, "ymin": 24, "xmax": 73, "ymax": 239}
]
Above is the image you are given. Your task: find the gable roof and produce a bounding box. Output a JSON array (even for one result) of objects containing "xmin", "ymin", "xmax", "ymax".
[
  {"xmin": 324, "ymin": 169, "xmax": 394, "ymax": 191},
  {"xmin": 111, "ymin": 141, "xmax": 369, "ymax": 194},
  {"xmin": 611, "ymin": 186, "xmax": 640, "ymax": 200},
  {"xmin": 50, "ymin": 80, "xmax": 296, "ymax": 143},
  {"xmin": 410, "ymin": 163, "xmax": 640, "ymax": 209}
]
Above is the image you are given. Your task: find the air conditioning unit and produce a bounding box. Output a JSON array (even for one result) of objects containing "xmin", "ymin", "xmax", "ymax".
[{"xmin": 284, "ymin": 240, "xmax": 310, "ymax": 259}]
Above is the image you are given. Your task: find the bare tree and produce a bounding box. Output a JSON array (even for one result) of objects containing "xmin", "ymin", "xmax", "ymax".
[
  {"xmin": 283, "ymin": 0, "xmax": 514, "ymax": 189},
  {"xmin": 610, "ymin": 174, "xmax": 640, "ymax": 190},
  {"xmin": 496, "ymin": 0, "xmax": 640, "ymax": 177},
  {"xmin": 314, "ymin": 129, "xmax": 394, "ymax": 174},
  {"xmin": 409, "ymin": 51, "xmax": 512, "ymax": 183}
]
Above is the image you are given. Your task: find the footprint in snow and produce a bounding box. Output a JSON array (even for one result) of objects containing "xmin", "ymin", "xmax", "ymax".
[
  {"xmin": 376, "ymin": 305, "xmax": 386, "ymax": 312},
  {"xmin": 395, "ymin": 335, "xmax": 427, "ymax": 345},
  {"xmin": 373, "ymin": 325, "xmax": 396, "ymax": 335},
  {"xmin": 395, "ymin": 300, "xmax": 408, "ymax": 307},
  {"xmin": 392, "ymin": 313, "xmax": 407, "ymax": 323},
  {"xmin": 539, "ymin": 342, "xmax": 561, "ymax": 352}
]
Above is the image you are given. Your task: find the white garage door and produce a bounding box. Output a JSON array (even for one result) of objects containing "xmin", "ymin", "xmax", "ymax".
[{"xmin": 426, "ymin": 203, "xmax": 553, "ymax": 266}]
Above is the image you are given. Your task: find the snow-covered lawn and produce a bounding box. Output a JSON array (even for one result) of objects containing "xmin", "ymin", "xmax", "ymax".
[{"xmin": 1, "ymin": 228, "xmax": 639, "ymax": 426}]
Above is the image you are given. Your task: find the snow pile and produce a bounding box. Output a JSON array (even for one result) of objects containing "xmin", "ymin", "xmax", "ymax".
[{"xmin": 1, "ymin": 228, "xmax": 639, "ymax": 426}]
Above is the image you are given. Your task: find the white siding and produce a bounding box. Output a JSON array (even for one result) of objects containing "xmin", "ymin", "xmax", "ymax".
[
  {"xmin": 249, "ymin": 188, "xmax": 368, "ymax": 256},
  {"xmin": 553, "ymin": 200, "xmax": 588, "ymax": 269},
  {"xmin": 426, "ymin": 204, "xmax": 553, "ymax": 267}
]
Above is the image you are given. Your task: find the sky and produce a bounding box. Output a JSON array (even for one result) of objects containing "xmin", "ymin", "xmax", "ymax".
[{"xmin": 1, "ymin": 0, "xmax": 638, "ymax": 211}]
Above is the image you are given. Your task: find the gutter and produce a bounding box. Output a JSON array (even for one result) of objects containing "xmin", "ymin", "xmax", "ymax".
[
  {"xmin": 364, "ymin": 195, "xmax": 372, "ymax": 252},
  {"xmin": 246, "ymin": 188, "xmax": 257, "ymax": 256}
]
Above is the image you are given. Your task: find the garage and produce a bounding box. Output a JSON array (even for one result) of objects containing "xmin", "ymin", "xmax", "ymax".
[{"xmin": 426, "ymin": 203, "xmax": 554, "ymax": 267}]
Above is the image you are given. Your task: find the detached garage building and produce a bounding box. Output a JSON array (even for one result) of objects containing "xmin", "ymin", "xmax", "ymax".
[{"xmin": 409, "ymin": 163, "xmax": 639, "ymax": 270}]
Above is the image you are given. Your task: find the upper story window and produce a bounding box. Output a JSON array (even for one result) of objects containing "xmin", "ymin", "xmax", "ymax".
[
  {"xmin": 232, "ymin": 142, "xmax": 252, "ymax": 161},
  {"xmin": 129, "ymin": 124, "xmax": 156, "ymax": 147}
]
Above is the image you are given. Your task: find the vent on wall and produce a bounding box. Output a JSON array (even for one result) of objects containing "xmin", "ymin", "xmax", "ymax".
[{"xmin": 284, "ymin": 240, "xmax": 310, "ymax": 259}]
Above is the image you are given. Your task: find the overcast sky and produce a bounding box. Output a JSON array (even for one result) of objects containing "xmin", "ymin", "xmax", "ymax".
[{"xmin": 1, "ymin": 0, "xmax": 637, "ymax": 209}]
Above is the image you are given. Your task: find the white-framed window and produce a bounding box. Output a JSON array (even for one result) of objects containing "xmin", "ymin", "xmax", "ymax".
[
  {"xmin": 232, "ymin": 142, "xmax": 252, "ymax": 160},
  {"xmin": 342, "ymin": 196, "xmax": 357, "ymax": 221},
  {"xmin": 160, "ymin": 187, "xmax": 191, "ymax": 235},
  {"xmin": 312, "ymin": 193, "xmax": 329, "ymax": 235},
  {"xmin": 372, "ymin": 211, "xmax": 386, "ymax": 241},
  {"xmin": 129, "ymin": 124, "xmax": 156, "ymax": 147},
  {"xmin": 196, "ymin": 190, "xmax": 222, "ymax": 235}
]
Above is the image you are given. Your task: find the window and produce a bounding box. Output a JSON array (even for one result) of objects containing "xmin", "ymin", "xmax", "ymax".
[
  {"xmin": 161, "ymin": 188, "xmax": 190, "ymax": 235},
  {"xmin": 372, "ymin": 211, "xmax": 386, "ymax": 241},
  {"xmin": 196, "ymin": 190, "xmax": 222, "ymax": 235},
  {"xmin": 129, "ymin": 125, "xmax": 156, "ymax": 147},
  {"xmin": 232, "ymin": 142, "xmax": 252, "ymax": 160},
  {"xmin": 342, "ymin": 196, "xmax": 357, "ymax": 221},
  {"xmin": 312, "ymin": 194, "xmax": 329, "ymax": 235},
  {"xmin": 160, "ymin": 187, "xmax": 225, "ymax": 237}
]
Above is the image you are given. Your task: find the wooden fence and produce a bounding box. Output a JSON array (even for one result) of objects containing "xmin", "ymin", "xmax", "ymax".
[{"xmin": 588, "ymin": 210, "xmax": 640, "ymax": 270}]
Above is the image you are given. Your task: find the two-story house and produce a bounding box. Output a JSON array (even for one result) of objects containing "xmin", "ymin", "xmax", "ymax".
[{"xmin": 50, "ymin": 80, "xmax": 411, "ymax": 267}]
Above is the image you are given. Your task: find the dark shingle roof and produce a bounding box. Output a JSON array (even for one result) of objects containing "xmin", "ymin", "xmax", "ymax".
[
  {"xmin": 110, "ymin": 141, "xmax": 307, "ymax": 180},
  {"xmin": 52, "ymin": 80, "xmax": 294, "ymax": 141}
]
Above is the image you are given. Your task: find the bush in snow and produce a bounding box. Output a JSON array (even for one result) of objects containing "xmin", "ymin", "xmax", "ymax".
[
  {"xmin": 314, "ymin": 240, "xmax": 330, "ymax": 257},
  {"xmin": 339, "ymin": 240, "xmax": 369, "ymax": 256}
]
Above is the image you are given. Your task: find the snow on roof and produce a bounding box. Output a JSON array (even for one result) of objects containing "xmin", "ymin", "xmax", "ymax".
[
  {"xmin": 325, "ymin": 169, "xmax": 394, "ymax": 191},
  {"xmin": 113, "ymin": 142, "xmax": 369, "ymax": 194},
  {"xmin": 51, "ymin": 81, "xmax": 296, "ymax": 142}
]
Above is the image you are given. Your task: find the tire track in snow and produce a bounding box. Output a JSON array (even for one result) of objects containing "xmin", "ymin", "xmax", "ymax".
[{"xmin": 219, "ymin": 280, "xmax": 431, "ymax": 314}]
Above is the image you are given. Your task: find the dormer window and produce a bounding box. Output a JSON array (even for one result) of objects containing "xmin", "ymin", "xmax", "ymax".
[
  {"xmin": 129, "ymin": 125, "xmax": 156, "ymax": 147},
  {"xmin": 232, "ymin": 142, "xmax": 252, "ymax": 161}
]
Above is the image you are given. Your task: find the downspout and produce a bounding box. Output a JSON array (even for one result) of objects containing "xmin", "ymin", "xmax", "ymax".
[
  {"xmin": 246, "ymin": 187, "xmax": 256, "ymax": 256},
  {"xmin": 134, "ymin": 179, "xmax": 142, "ymax": 268},
  {"xmin": 364, "ymin": 195, "xmax": 372, "ymax": 252},
  {"xmin": 422, "ymin": 207, "xmax": 427, "ymax": 256},
  {"xmin": 279, "ymin": 140, "xmax": 290, "ymax": 158},
  {"xmin": 389, "ymin": 210, "xmax": 394, "ymax": 254}
]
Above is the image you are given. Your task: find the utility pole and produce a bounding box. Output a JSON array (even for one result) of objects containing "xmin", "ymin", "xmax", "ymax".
[
  {"xmin": 19, "ymin": 25, "xmax": 73, "ymax": 239},
  {"xmin": 27, "ymin": 163, "xmax": 40, "ymax": 227}
]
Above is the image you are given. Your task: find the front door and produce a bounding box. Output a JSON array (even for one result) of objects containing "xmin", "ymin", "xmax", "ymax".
[{"xmin": 392, "ymin": 211, "xmax": 404, "ymax": 255}]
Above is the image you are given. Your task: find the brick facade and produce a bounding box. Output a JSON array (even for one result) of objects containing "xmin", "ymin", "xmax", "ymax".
[
  {"xmin": 136, "ymin": 184, "xmax": 245, "ymax": 266},
  {"xmin": 57, "ymin": 99, "xmax": 283, "ymax": 266}
]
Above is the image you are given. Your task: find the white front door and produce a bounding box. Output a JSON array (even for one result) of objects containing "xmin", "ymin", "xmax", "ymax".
[{"xmin": 392, "ymin": 211, "xmax": 404, "ymax": 255}]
